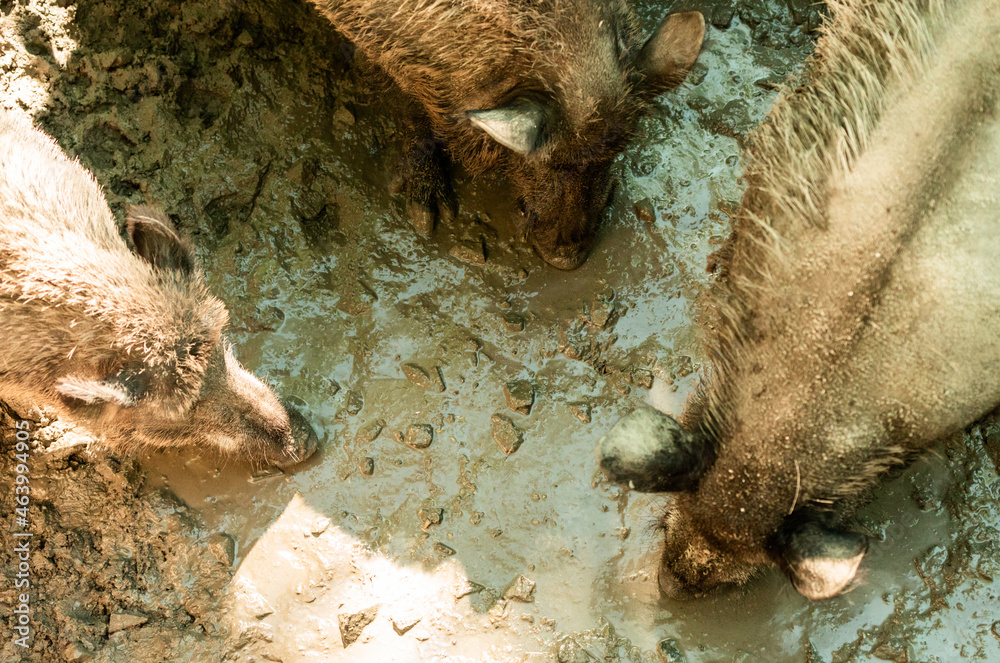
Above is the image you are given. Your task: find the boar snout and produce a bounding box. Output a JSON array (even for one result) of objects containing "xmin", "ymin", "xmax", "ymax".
[
  {"xmin": 278, "ymin": 401, "xmax": 320, "ymax": 469},
  {"xmin": 208, "ymin": 350, "xmax": 319, "ymax": 468}
]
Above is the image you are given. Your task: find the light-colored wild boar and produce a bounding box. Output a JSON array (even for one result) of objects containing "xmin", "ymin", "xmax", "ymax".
[
  {"xmin": 0, "ymin": 111, "xmax": 316, "ymax": 468},
  {"xmin": 598, "ymin": 0, "xmax": 1000, "ymax": 599},
  {"xmin": 308, "ymin": 0, "xmax": 705, "ymax": 269}
]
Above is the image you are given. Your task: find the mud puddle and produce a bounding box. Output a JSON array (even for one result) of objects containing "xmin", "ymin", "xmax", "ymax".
[{"xmin": 2, "ymin": 0, "xmax": 999, "ymax": 661}]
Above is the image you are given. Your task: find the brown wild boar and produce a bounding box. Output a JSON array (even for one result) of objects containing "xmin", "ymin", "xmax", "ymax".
[
  {"xmin": 598, "ymin": 0, "xmax": 1000, "ymax": 599},
  {"xmin": 308, "ymin": 0, "xmax": 705, "ymax": 269},
  {"xmin": 0, "ymin": 111, "xmax": 316, "ymax": 468}
]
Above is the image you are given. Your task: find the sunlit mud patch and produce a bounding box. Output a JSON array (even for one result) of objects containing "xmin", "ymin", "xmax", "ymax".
[{"xmin": 226, "ymin": 492, "xmax": 561, "ymax": 661}]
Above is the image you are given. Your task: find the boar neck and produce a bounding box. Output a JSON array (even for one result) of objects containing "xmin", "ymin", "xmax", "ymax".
[{"xmin": 691, "ymin": 0, "xmax": 1000, "ymax": 547}]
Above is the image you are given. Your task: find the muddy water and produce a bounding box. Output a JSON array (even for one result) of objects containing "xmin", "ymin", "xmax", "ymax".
[{"xmin": 1, "ymin": 0, "xmax": 998, "ymax": 661}]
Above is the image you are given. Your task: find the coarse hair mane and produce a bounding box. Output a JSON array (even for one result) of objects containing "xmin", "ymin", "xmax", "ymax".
[{"xmin": 694, "ymin": 0, "xmax": 948, "ymax": 438}]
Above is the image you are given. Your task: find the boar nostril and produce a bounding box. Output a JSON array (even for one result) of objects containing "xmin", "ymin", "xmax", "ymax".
[{"xmin": 274, "ymin": 401, "xmax": 320, "ymax": 468}]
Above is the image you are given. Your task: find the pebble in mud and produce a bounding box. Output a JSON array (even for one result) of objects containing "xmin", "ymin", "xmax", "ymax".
[
  {"xmin": 358, "ymin": 456, "xmax": 375, "ymax": 475},
  {"xmin": 450, "ymin": 237, "xmax": 486, "ymax": 264},
  {"xmin": 633, "ymin": 197, "xmax": 655, "ymax": 223},
  {"xmin": 338, "ymin": 605, "xmax": 379, "ymax": 647},
  {"xmin": 418, "ymin": 507, "xmax": 444, "ymax": 530},
  {"xmin": 108, "ymin": 613, "xmax": 149, "ymax": 633},
  {"xmin": 656, "ymin": 638, "xmax": 687, "ymax": 663},
  {"xmin": 501, "ymin": 311, "xmax": 525, "ymax": 332},
  {"xmin": 354, "ymin": 419, "xmax": 385, "ymax": 445},
  {"xmin": 502, "ymin": 574, "xmax": 536, "ymax": 603},
  {"xmin": 391, "ymin": 613, "xmax": 421, "ymax": 636},
  {"xmin": 585, "ymin": 297, "xmax": 618, "ymax": 331},
  {"xmin": 503, "ymin": 379, "xmax": 535, "ymax": 415},
  {"xmin": 344, "ymin": 390, "xmax": 364, "ymax": 415},
  {"xmin": 434, "ymin": 542, "xmax": 456, "ymax": 556},
  {"xmin": 569, "ymin": 403, "xmax": 592, "ymax": 424},
  {"xmin": 310, "ymin": 517, "xmax": 331, "ymax": 536},
  {"xmin": 400, "ymin": 362, "xmax": 446, "ymax": 392},
  {"xmin": 491, "ymin": 413, "xmax": 524, "ymax": 455},
  {"xmin": 627, "ymin": 368, "xmax": 654, "ymax": 390},
  {"xmin": 62, "ymin": 643, "xmax": 95, "ymax": 662},
  {"xmin": 404, "ymin": 424, "xmax": 434, "ymax": 449}
]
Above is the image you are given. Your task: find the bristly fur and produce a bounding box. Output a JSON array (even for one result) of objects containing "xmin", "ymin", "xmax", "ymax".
[
  {"xmin": 697, "ymin": 0, "xmax": 945, "ymax": 455},
  {"xmin": 309, "ymin": 0, "xmax": 645, "ymax": 174},
  {"xmin": 0, "ymin": 111, "xmax": 313, "ymax": 467}
]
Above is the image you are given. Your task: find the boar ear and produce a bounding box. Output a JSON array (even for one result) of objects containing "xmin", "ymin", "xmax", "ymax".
[
  {"xmin": 597, "ymin": 406, "xmax": 709, "ymax": 492},
  {"xmin": 636, "ymin": 12, "xmax": 705, "ymax": 93},
  {"xmin": 773, "ymin": 519, "xmax": 868, "ymax": 600},
  {"xmin": 54, "ymin": 375, "xmax": 141, "ymax": 407},
  {"xmin": 467, "ymin": 99, "xmax": 548, "ymax": 156},
  {"xmin": 127, "ymin": 206, "xmax": 196, "ymax": 275}
]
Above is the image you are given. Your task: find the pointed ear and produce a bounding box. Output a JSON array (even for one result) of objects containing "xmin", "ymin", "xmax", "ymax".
[
  {"xmin": 596, "ymin": 406, "xmax": 710, "ymax": 492},
  {"xmin": 773, "ymin": 520, "xmax": 868, "ymax": 600},
  {"xmin": 127, "ymin": 205, "xmax": 196, "ymax": 275},
  {"xmin": 635, "ymin": 11, "xmax": 705, "ymax": 93},
  {"xmin": 55, "ymin": 375, "xmax": 139, "ymax": 407},
  {"xmin": 467, "ymin": 99, "xmax": 549, "ymax": 156}
]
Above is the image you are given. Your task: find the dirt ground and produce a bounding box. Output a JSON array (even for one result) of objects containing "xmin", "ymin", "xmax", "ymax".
[{"xmin": 1, "ymin": 0, "xmax": 998, "ymax": 661}]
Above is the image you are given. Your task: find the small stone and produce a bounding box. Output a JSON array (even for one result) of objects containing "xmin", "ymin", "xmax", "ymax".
[
  {"xmin": 310, "ymin": 517, "xmax": 331, "ymax": 536},
  {"xmin": 453, "ymin": 578, "xmax": 485, "ymax": 600},
  {"xmin": 338, "ymin": 605, "xmax": 379, "ymax": 647},
  {"xmin": 404, "ymin": 424, "xmax": 434, "ymax": 450},
  {"xmin": 401, "ymin": 363, "xmax": 445, "ymax": 392},
  {"xmin": 434, "ymin": 542, "xmax": 456, "ymax": 556},
  {"xmin": 992, "ymin": 620, "xmax": 1000, "ymax": 639},
  {"xmin": 354, "ymin": 419, "xmax": 385, "ymax": 445},
  {"xmin": 674, "ymin": 355, "xmax": 693, "ymax": 378},
  {"xmin": 234, "ymin": 622, "xmax": 274, "ymax": 649},
  {"xmin": 491, "ymin": 413, "xmax": 524, "ymax": 455},
  {"xmin": 333, "ymin": 104, "xmax": 355, "ymax": 126},
  {"xmin": 327, "ymin": 378, "xmax": 341, "ymax": 396},
  {"xmin": 504, "ymin": 380, "xmax": 535, "ymax": 415},
  {"xmin": 391, "ymin": 429, "xmax": 404, "ymax": 444},
  {"xmin": 391, "ymin": 613, "xmax": 421, "ymax": 636},
  {"xmin": 633, "ymin": 197, "xmax": 655, "ymax": 223},
  {"xmin": 108, "ymin": 613, "xmax": 149, "ymax": 633},
  {"xmin": 586, "ymin": 299, "xmax": 617, "ymax": 330},
  {"xmin": 62, "ymin": 643, "xmax": 94, "ymax": 662},
  {"xmin": 569, "ymin": 403, "xmax": 592, "ymax": 424},
  {"xmin": 656, "ymin": 638, "xmax": 686, "ymax": 663},
  {"xmin": 502, "ymin": 574, "xmax": 536, "ymax": 603},
  {"xmin": 418, "ymin": 507, "xmax": 444, "ymax": 530},
  {"xmin": 345, "ymin": 390, "xmax": 364, "ymax": 415},
  {"xmin": 711, "ymin": 5, "xmax": 734, "ymax": 29},
  {"xmin": 207, "ymin": 532, "xmax": 236, "ymax": 567},
  {"xmin": 557, "ymin": 638, "xmax": 597, "ymax": 663},
  {"xmin": 629, "ymin": 369, "xmax": 654, "ymax": 390},
  {"xmin": 501, "ymin": 311, "xmax": 525, "ymax": 332},
  {"xmin": 450, "ymin": 238, "xmax": 486, "ymax": 264},
  {"xmin": 358, "ymin": 456, "xmax": 375, "ymax": 475}
]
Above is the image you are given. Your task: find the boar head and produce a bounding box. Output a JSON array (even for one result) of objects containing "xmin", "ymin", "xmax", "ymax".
[
  {"xmin": 598, "ymin": 407, "xmax": 868, "ymax": 600},
  {"xmin": 53, "ymin": 207, "xmax": 317, "ymax": 468},
  {"xmin": 467, "ymin": 12, "xmax": 706, "ymax": 269}
]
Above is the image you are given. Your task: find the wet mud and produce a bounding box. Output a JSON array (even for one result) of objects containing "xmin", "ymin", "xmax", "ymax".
[{"xmin": 1, "ymin": 0, "xmax": 998, "ymax": 661}]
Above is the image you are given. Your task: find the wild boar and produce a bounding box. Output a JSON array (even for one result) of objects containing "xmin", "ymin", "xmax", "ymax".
[
  {"xmin": 308, "ymin": 0, "xmax": 705, "ymax": 269},
  {"xmin": 598, "ymin": 0, "xmax": 1000, "ymax": 599},
  {"xmin": 0, "ymin": 111, "xmax": 316, "ymax": 468}
]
